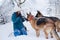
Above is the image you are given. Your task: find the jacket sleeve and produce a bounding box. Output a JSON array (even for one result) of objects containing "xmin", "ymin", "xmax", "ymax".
[
  {"xmin": 21, "ymin": 16, "xmax": 26, "ymax": 22},
  {"xmin": 12, "ymin": 13, "xmax": 20, "ymax": 23},
  {"xmin": 22, "ymin": 16, "xmax": 28, "ymax": 21}
]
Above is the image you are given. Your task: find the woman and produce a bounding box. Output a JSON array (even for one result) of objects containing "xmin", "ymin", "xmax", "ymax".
[{"xmin": 12, "ymin": 11, "xmax": 27, "ymax": 37}]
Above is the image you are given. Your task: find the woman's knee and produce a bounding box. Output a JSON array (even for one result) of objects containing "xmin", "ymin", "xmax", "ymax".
[
  {"xmin": 21, "ymin": 28, "xmax": 27, "ymax": 35},
  {"xmin": 14, "ymin": 29, "xmax": 21, "ymax": 36}
]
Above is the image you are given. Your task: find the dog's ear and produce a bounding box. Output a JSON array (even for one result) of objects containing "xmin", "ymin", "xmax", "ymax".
[
  {"xmin": 29, "ymin": 12, "xmax": 31, "ymax": 15},
  {"xmin": 37, "ymin": 10, "xmax": 40, "ymax": 13},
  {"xmin": 27, "ymin": 13, "xmax": 29, "ymax": 15},
  {"xmin": 37, "ymin": 10, "xmax": 42, "ymax": 15}
]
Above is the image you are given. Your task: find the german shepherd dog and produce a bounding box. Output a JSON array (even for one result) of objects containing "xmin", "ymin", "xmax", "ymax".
[
  {"xmin": 26, "ymin": 12, "xmax": 59, "ymax": 40},
  {"xmin": 35, "ymin": 10, "xmax": 60, "ymax": 32}
]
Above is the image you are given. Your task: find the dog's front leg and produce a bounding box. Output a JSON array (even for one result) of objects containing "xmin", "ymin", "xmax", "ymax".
[{"xmin": 36, "ymin": 29, "xmax": 40, "ymax": 37}]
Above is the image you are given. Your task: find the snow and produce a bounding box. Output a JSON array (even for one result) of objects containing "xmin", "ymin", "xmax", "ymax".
[
  {"xmin": 0, "ymin": 0, "xmax": 60, "ymax": 40},
  {"xmin": 0, "ymin": 21, "xmax": 60, "ymax": 40},
  {"xmin": 0, "ymin": 0, "xmax": 3, "ymax": 6}
]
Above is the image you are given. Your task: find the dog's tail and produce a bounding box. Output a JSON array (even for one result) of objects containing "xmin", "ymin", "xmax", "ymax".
[{"xmin": 52, "ymin": 25, "xmax": 60, "ymax": 40}]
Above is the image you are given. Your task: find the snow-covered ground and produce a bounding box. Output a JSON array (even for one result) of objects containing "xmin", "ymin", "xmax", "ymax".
[
  {"xmin": 0, "ymin": 0, "xmax": 60, "ymax": 40},
  {"xmin": 0, "ymin": 21, "xmax": 60, "ymax": 40}
]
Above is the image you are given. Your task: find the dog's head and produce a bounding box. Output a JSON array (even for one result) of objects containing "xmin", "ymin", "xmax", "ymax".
[{"xmin": 27, "ymin": 12, "xmax": 34, "ymax": 21}]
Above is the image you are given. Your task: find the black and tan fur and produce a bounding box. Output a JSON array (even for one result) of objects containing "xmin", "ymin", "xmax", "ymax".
[
  {"xmin": 27, "ymin": 12, "xmax": 57, "ymax": 39},
  {"xmin": 35, "ymin": 10, "xmax": 60, "ymax": 32},
  {"xmin": 35, "ymin": 10, "xmax": 60, "ymax": 40}
]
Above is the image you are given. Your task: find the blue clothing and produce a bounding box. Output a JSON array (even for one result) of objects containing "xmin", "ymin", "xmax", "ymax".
[
  {"xmin": 14, "ymin": 28, "xmax": 27, "ymax": 36},
  {"xmin": 12, "ymin": 12, "xmax": 27, "ymax": 36}
]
